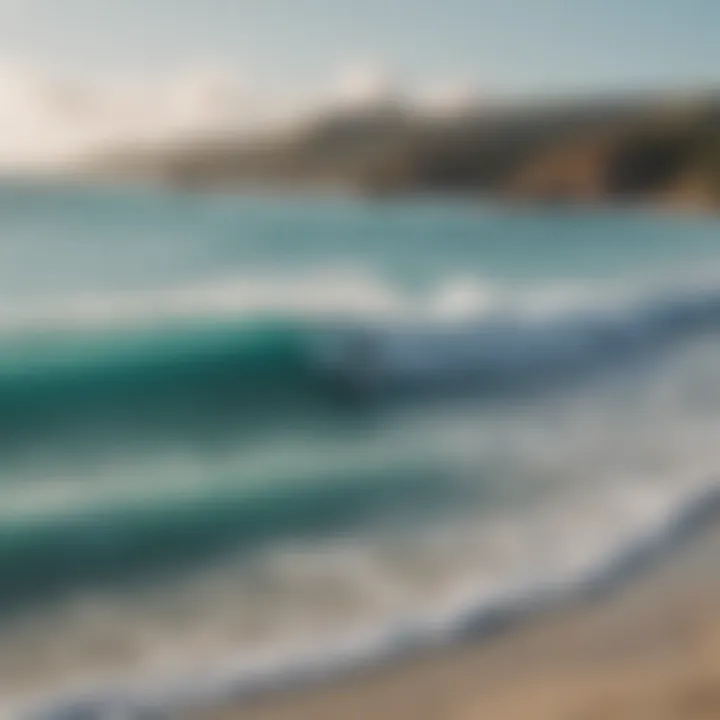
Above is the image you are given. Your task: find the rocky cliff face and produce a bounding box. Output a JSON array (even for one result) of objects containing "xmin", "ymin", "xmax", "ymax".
[
  {"xmin": 506, "ymin": 116, "xmax": 720, "ymax": 210},
  {"xmin": 83, "ymin": 92, "xmax": 720, "ymax": 212}
]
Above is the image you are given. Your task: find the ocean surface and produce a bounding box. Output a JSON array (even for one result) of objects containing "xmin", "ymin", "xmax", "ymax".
[{"xmin": 3, "ymin": 185, "xmax": 720, "ymax": 717}]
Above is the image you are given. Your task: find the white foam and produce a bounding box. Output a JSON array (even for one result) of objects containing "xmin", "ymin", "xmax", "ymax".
[
  {"xmin": 0, "ymin": 262, "xmax": 641, "ymax": 333},
  {"xmin": 12, "ymin": 476, "xmax": 720, "ymax": 720},
  {"xmin": 12, "ymin": 350, "xmax": 720, "ymax": 717},
  {"xmin": 4, "ymin": 268, "xmax": 720, "ymax": 396}
]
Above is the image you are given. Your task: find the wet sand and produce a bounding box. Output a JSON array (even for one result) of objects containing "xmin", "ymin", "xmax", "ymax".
[{"xmin": 198, "ymin": 524, "xmax": 720, "ymax": 720}]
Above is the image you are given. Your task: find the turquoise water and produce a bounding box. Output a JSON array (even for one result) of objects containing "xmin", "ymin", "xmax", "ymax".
[{"xmin": 4, "ymin": 185, "xmax": 720, "ymax": 717}]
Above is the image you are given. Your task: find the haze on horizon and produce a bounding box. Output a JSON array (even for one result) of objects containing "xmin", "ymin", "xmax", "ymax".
[{"xmin": 0, "ymin": 0, "xmax": 717, "ymax": 168}]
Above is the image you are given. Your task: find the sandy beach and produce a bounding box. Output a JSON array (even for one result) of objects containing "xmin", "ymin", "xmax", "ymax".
[{"xmin": 198, "ymin": 523, "xmax": 720, "ymax": 720}]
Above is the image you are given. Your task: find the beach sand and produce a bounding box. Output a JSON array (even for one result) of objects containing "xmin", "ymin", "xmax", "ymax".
[{"xmin": 197, "ymin": 524, "xmax": 720, "ymax": 720}]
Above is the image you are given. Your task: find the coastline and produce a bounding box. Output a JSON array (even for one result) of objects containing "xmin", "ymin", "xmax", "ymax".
[
  {"xmin": 18, "ymin": 484, "xmax": 720, "ymax": 719},
  {"xmin": 3, "ymin": 168, "xmax": 720, "ymax": 224},
  {"xmin": 196, "ymin": 488, "xmax": 720, "ymax": 720},
  {"xmin": 203, "ymin": 568, "xmax": 720, "ymax": 720}
]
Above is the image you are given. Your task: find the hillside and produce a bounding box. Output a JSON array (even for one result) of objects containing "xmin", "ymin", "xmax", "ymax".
[{"xmin": 83, "ymin": 90, "xmax": 720, "ymax": 210}]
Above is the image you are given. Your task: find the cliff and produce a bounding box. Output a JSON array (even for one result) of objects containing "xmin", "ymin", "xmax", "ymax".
[{"xmin": 82, "ymin": 90, "xmax": 720, "ymax": 210}]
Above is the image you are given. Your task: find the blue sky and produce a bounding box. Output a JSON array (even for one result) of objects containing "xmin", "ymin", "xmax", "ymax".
[{"xmin": 0, "ymin": 0, "xmax": 718, "ymax": 95}]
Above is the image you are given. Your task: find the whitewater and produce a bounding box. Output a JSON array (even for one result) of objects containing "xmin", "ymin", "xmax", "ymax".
[{"xmin": 2, "ymin": 186, "xmax": 720, "ymax": 718}]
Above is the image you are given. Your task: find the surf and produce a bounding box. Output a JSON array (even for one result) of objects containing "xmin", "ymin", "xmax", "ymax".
[
  {"xmin": 3, "ymin": 190, "xmax": 720, "ymax": 719},
  {"xmin": 4, "ymin": 278, "xmax": 720, "ymax": 448}
]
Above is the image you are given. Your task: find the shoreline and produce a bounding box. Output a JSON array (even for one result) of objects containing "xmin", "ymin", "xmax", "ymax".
[
  {"xmin": 204, "ymin": 570, "xmax": 720, "ymax": 720},
  {"xmin": 26, "ymin": 480, "xmax": 719, "ymax": 719},
  {"xmin": 199, "ymin": 489, "xmax": 720, "ymax": 720}
]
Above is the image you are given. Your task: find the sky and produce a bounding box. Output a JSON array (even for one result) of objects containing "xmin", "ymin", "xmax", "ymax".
[
  {"xmin": 0, "ymin": 0, "xmax": 717, "ymax": 167},
  {"xmin": 0, "ymin": 0, "xmax": 717, "ymax": 96}
]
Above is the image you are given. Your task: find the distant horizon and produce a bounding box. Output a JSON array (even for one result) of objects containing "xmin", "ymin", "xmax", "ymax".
[
  {"xmin": 0, "ymin": 60, "xmax": 716, "ymax": 173},
  {"xmin": 0, "ymin": 0, "xmax": 718, "ymax": 167}
]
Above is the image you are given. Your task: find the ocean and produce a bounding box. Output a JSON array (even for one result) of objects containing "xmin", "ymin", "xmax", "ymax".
[{"xmin": 3, "ymin": 184, "xmax": 720, "ymax": 717}]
